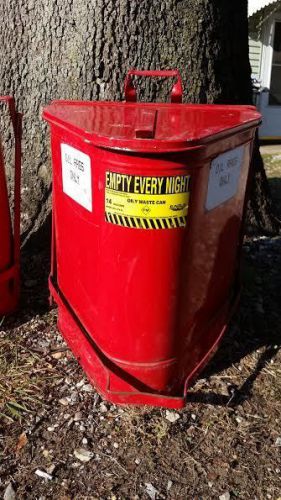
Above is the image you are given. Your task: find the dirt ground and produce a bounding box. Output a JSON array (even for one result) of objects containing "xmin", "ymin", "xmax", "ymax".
[{"xmin": 1, "ymin": 156, "xmax": 281, "ymax": 499}]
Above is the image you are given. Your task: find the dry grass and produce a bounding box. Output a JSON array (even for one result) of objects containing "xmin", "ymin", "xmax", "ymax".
[{"xmin": 0, "ymin": 328, "xmax": 58, "ymax": 421}]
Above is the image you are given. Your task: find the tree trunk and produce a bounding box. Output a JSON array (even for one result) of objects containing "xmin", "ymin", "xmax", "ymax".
[
  {"xmin": 246, "ymin": 138, "xmax": 281, "ymax": 235},
  {"xmin": 0, "ymin": 0, "xmax": 279, "ymax": 240}
]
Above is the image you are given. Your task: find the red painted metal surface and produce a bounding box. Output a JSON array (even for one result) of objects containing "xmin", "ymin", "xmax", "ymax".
[
  {"xmin": 0, "ymin": 97, "xmax": 22, "ymax": 316},
  {"xmin": 43, "ymin": 71, "xmax": 261, "ymax": 408},
  {"xmin": 44, "ymin": 100, "xmax": 260, "ymax": 153},
  {"xmin": 124, "ymin": 69, "xmax": 183, "ymax": 103}
]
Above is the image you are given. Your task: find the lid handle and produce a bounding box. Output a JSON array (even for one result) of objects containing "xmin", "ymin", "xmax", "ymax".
[{"xmin": 124, "ymin": 69, "xmax": 183, "ymax": 103}]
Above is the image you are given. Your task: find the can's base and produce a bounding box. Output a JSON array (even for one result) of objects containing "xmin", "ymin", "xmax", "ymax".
[{"xmin": 49, "ymin": 276, "xmax": 240, "ymax": 409}]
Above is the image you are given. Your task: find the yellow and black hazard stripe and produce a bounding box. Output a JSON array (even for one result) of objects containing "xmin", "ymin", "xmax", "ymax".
[{"xmin": 105, "ymin": 212, "xmax": 186, "ymax": 229}]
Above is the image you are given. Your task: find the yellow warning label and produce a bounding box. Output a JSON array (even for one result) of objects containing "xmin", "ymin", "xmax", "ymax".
[{"xmin": 105, "ymin": 171, "xmax": 190, "ymax": 229}]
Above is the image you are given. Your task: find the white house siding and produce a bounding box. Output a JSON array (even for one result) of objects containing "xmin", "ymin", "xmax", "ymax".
[{"xmin": 249, "ymin": 37, "xmax": 262, "ymax": 77}]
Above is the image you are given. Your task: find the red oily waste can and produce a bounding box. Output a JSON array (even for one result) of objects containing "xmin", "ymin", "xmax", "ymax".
[
  {"xmin": 0, "ymin": 97, "xmax": 22, "ymax": 316},
  {"xmin": 43, "ymin": 70, "xmax": 261, "ymax": 408}
]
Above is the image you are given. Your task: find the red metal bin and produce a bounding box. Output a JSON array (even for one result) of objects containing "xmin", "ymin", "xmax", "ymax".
[
  {"xmin": 43, "ymin": 70, "xmax": 261, "ymax": 408},
  {"xmin": 0, "ymin": 97, "xmax": 22, "ymax": 316}
]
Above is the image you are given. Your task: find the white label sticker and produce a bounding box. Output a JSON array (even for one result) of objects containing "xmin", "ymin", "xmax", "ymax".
[
  {"xmin": 61, "ymin": 144, "xmax": 92, "ymax": 211},
  {"xmin": 205, "ymin": 145, "xmax": 245, "ymax": 211}
]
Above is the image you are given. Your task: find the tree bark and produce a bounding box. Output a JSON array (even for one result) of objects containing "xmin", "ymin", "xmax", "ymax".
[
  {"xmin": 0, "ymin": 0, "xmax": 279, "ymax": 239},
  {"xmin": 247, "ymin": 137, "xmax": 281, "ymax": 235}
]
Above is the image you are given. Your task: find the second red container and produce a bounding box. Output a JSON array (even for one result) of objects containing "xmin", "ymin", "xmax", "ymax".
[{"xmin": 0, "ymin": 97, "xmax": 22, "ymax": 316}]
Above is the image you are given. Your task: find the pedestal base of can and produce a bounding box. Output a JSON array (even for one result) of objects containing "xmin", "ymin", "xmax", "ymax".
[{"xmin": 49, "ymin": 276, "xmax": 240, "ymax": 409}]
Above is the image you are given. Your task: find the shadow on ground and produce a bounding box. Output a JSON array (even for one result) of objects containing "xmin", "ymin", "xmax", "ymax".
[
  {"xmin": 268, "ymin": 177, "xmax": 281, "ymax": 215},
  {"xmin": 188, "ymin": 236, "xmax": 281, "ymax": 407},
  {"xmin": 22, "ymin": 214, "xmax": 52, "ymax": 311},
  {"xmin": 2, "ymin": 215, "xmax": 52, "ymax": 331}
]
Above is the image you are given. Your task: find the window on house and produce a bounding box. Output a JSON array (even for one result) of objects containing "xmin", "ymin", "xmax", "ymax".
[{"xmin": 269, "ymin": 21, "xmax": 281, "ymax": 105}]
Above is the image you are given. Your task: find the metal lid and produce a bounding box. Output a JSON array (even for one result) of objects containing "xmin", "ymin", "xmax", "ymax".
[
  {"xmin": 43, "ymin": 70, "xmax": 261, "ymax": 153},
  {"xmin": 43, "ymin": 101, "xmax": 261, "ymax": 153}
]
